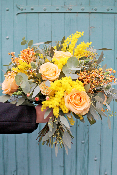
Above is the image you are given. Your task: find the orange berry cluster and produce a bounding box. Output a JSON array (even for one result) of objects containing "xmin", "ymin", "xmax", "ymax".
[
  {"xmin": 10, "ymin": 47, "xmax": 36, "ymax": 65},
  {"xmin": 78, "ymin": 68, "xmax": 116, "ymax": 93}
]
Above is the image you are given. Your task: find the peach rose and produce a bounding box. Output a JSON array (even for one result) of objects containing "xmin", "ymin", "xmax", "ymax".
[
  {"xmin": 64, "ymin": 89, "xmax": 90, "ymax": 115},
  {"xmin": 39, "ymin": 62, "xmax": 61, "ymax": 81},
  {"xmin": 2, "ymin": 72, "xmax": 19, "ymax": 95},
  {"xmin": 53, "ymin": 51, "xmax": 72, "ymax": 60}
]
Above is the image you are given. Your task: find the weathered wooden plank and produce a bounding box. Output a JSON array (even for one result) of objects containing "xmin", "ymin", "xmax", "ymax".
[
  {"xmin": 111, "ymin": 14, "xmax": 117, "ymax": 175},
  {"xmin": 99, "ymin": 14, "xmax": 114, "ymax": 175},
  {"xmin": 13, "ymin": 1, "xmax": 29, "ymax": 175},
  {"xmin": 38, "ymin": 2, "xmax": 52, "ymax": 172},
  {"xmin": 1, "ymin": 0, "xmax": 17, "ymax": 175},
  {"xmin": 63, "ymin": 13, "xmax": 78, "ymax": 175},
  {"xmin": 26, "ymin": 1, "xmax": 40, "ymax": 175},
  {"xmin": 74, "ymin": 13, "xmax": 89, "ymax": 175},
  {"xmin": 88, "ymin": 13, "xmax": 103, "ymax": 175},
  {"xmin": 51, "ymin": 0, "xmax": 64, "ymax": 174},
  {"xmin": 0, "ymin": 2, "xmax": 4, "ymax": 174}
]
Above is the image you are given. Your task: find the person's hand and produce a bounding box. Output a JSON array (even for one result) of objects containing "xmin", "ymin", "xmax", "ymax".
[{"xmin": 35, "ymin": 104, "xmax": 53, "ymax": 123}]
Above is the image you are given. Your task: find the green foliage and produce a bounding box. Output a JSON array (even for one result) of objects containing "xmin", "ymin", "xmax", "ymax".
[
  {"xmin": 28, "ymin": 40, "xmax": 33, "ymax": 47},
  {"xmin": 21, "ymin": 40, "xmax": 27, "ymax": 45},
  {"xmin": 67, "ymin": 57, "xmax": 79, "ymax": 68},
  {"xmin": 0, "ymin": 95, "xmax": 10, "ymax": 103}
]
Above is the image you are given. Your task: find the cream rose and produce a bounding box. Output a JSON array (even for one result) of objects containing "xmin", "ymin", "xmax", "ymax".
[
  {"xmin": 53, "ymin": 51, "xmax": 72, "ymax": 60},
  {"xmin": 2, "ymin": 72, "xmax": 19, "ymax": 95},
  {"xmin": 39, "ymin": 62, "xmax": 61, "ymax": 81},
  {"xmin": 64, "ymin": 89, "xmax": 90, "ymax": 115}
]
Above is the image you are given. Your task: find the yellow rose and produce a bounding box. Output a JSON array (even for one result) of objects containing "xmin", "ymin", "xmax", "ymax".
[
  {"xmin": 64, "ymin": 89, "xmax": 90, "ymax": 115},
  {"xmin": 39, "ymin": 62, "xmax": 61, "ymax": 81},
  {"xmin": 53, "ymin": 51, "xmax": 72, "ymax": 60},
  {"xmin": 2, "ymin": 72, "xmax": 19, "ymax": 95}
]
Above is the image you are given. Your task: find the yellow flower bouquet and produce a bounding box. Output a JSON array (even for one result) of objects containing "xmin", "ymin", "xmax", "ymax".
[{"xmin": 0, "ymin": 31, "xmax": 117, "ymax": 156}]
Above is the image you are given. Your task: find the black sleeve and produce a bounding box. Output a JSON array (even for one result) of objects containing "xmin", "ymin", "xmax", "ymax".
[{"xmin": 0, "ymin": 102, "xmax": 39, "ymax": 134}]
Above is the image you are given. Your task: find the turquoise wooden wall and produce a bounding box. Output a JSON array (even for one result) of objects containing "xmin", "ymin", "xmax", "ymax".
[{"xmin": 0, "ymin": 0, "xmax": 117, "ymax": 174}]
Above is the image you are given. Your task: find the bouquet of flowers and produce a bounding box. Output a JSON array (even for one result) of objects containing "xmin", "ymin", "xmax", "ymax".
[{"xmin": 0, "ymin": 31, "xmax": 117, "ymax": 156}]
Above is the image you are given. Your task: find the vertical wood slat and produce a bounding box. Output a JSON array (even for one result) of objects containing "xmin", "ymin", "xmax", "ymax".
[
  {"xmin": 14, "ymin": 1, "xmax": 29, "ymax": 175},
  {"xmin": 38, "ymin": 1, "xmax": 52, "ymax": 174},
  {"xmin": 111, "ymin": 14, "xmax": 117, "ymax": 175},
  {"xmin": 64, "ymin": 13, "xmax": 78, "ymax": 175},
  {"xmin": 26, "ymin": 1, "xmax": 40, "ymax": 175},
  {"xmin": 51, "ymin": 1, "xmax": 64, "ymax": 175},
  {"xmin": 88, "ymin": 13, "xmax": 103, "ymax": 175},
  {"xmin": 100, "ymin": 14, "xmax": 115, "ymax": 175},
  {"xmin": 1, "ymin": 0, "xmax": 16, "ymax": 175},
  {"xmin": 0, "ymin": 2, "xmax": 4, "ymax": 174},
  {"xmin": 76, "ymin": 13, "xmax": 90, "ymax": 175}
]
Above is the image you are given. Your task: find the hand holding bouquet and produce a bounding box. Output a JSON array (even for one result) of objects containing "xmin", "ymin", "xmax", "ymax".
[{"xmin": 0, "ymin": 31, "xmax": 117, "ymax": 156}]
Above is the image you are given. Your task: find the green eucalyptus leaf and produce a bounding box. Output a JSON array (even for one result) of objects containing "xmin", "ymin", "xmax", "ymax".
[
  {"xmin": 16, "ymin": 97, "xmax": 25, "ymax": 106},
  {"xmin": 20, "ymin": 80, "xmax": 26, "ymax": 88},
  {"xmin": 15, "ymin": 73, "xmax": 28, "ymax": 86},
  {"xmin": 97, "ymin": 51, "xmax": 103, "ymax": 64},
  {"xmin": 96, "ymin": 92, "xmax": 105, "ymax": 101},
  {"xmin": 87, "ymin": 113, "xmax": 96, "ymax": 125},
  {"xmin": 61, "ymin": 36, "xmax": 65, "ymax": 44},
  {"xmin": 44, "ymin": 41, "xmax": 52, "ymax": 44},
  {"xmin": 28, "ymin": 40, "xmax": 33, "ymax": 47},
  {"xmin": 106, "ymin": 96, "xmax": 113, "ymax": 104},
  {"xmin": 96, "ymin": 101, "xmax": 103, "ymax": 110},
  {"xmin": 0, "ymin": 95, "xmax": 10, "ymax": 102},
  {"xmin": 62, "ymin": 64, "xmax": 71, "ymax": 74},
  {"xmin": 15, "ymin": 75, "xmax": 23, "ymax": 86},
  {"xmin": 48, "ymin": 122, "xmax": 57, "ymax": 137},
  {"xmin": 60, "ymin": 115, "xmax": 70, "ymax": 129},
  {"xmin": 48, "ymin": 117, "xmax": 53, "ymax": 132},
  {"xmin": 32, "ymin": 86, "xmax": 40, "ymax": 98},
  {"xmin": 21, "ymin": 40, "xmax": 27, "ymax": 45},
  {"xmin": 93, "ymin": 105, "xmax": 107, "ymax": 117},
  {"xmin": 67, "ymin": 57, "xmax": 79, "ymax": 69},
  {"xmin": 89, "ymin": 105, "xmax": 99, "ymax": 120},
  {"xmin": 31, "ymin": 62, "xmax": 36, "ymax": 68},
  {"xmin": 65, "ymin": 73, "xmax": 79, "ymax": 79},
  {"xmin": 22, "ymin": 81, "xmax": 30, "ymax": 94},
  {"xmin": 42, "ymin": 132, "xmax": 49, "ymax": 142},
  {"xmin": 102, "ymin": 64, "xmax": 107, "ymax": 71},
  {"xmin": 95, "ymin": 96, "xmax": 104, "ymax": 103},
  {"xmin": 22, "ymin": 37, "xmax": 25, "ymax": 40},
  {"xmin": 63, "ymin": 131, "xmax": 71, "ymax": 149}
]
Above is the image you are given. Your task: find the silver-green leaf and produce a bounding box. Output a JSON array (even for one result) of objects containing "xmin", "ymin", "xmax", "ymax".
[
  {"xmin": 63, "ymin": 131, "xmax": 71, "ymax": 149},
  {"xmin": 16, "ymin": 97, "xmax": 25, "ymax": 106},
  {"xmin": 67, "ymin": 57, "xmax": 79, "ymax": 69},
  {"xmin": 32, "ymin": 86, "xmax": 40, "ymax": 98},
  {"xmin": 60, "ymin": 115, "xmax": 70, "ymax": 129}
]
